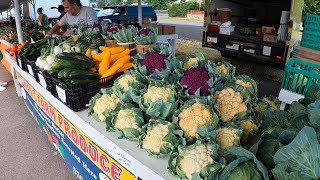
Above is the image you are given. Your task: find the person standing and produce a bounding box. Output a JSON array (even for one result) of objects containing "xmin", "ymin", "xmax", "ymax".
[
  {"xmin": 46, "ymin": 0, "xmax": 98, "ymax": 36},
  {"xmin": 37, "ymin": 7, "xmax": 49, "ymax": 27}
]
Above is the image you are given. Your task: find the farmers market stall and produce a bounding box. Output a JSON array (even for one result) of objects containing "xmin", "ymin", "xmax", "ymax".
[{"xmin": 3, "ymin": 3, "xmax": 320, "ymax": 179}]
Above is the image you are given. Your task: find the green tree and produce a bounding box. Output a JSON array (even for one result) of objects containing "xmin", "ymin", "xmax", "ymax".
[
  {"xmin": 125, "ymin": 0, "xmax": 133, "ymax": 5},
  {"xmin": 97, "ymin": 0, "xmax": 106, "ymax": 8},
  {"xmin": 147, "ymin": 0, "xmax": 170, "ymax": 10},
  {"xmin": 109, "ymin": 0, "xmax": 122, "ymax": 5},
  {"xmin": 304, "ymin": 0, "xmax": 320, "ymax": 15}
]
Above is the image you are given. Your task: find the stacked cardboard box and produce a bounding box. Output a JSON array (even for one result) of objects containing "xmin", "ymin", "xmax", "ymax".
[{"xmin": 141, "ymin": 24, "xmax": 176, "ymax": 35}]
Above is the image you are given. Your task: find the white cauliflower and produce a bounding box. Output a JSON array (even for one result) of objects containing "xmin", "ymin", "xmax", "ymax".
[
  {"xmin": 183, "ymin": 57, "xmax": 199, "ymax": 70},
  {"xmin": 216, "ymin": 64, "xmax": 229, "ymax": 75},
  {"xmin": 214, "ymin": 88, "xmax": 247, "ymax": 122},
  {"xmin": 93, "ymin": 94, "xmax": 120, "ymax": 121},
  {"xmin": 143, "ymin": 86, "xmax": 173, "ymax": 102},
  {"xmin": 216, "ymin": 127, "xmax": 242, "ymax": 154},
  {"xmin": 142, "ymin": 124, "xmax": 169, "ymax": 154},
  {"xmin": 114, "ymin": 109, "xmax": 141, "ymax": 131},
  {"xmin": 235, "ymin": 79, "xmax": 252, "ymax": 88},
  {"xmin": 116, "ymin": 74, "xmax": 137, "ymax": 92},
  {"xmin": 178, "ymin": 144, "xmax": 214, "ymax": 179},
  {"xmin": 178, "ymin": 102, "xmax": 214, "ymax": 138}
]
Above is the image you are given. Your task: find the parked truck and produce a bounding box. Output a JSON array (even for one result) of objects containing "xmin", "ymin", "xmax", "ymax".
[{"xmin": 202, "ymin": 0, "xmax": 304, "ymax": 66}]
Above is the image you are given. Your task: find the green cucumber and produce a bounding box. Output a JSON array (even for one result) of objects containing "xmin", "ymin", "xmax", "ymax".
[
  {"xmin": 57, "ymin": 68, "xmax": 73, "ymax": 79},
  {"xmin": 58, "ymin": 53, "xmax": 93, "ymax": 63},
  {"xmin": 70, "ymin": 79, "xmax": 96, "ymax": 85},
  {"xmin": 68, "ymin": 70, "xmax": 99, "ymax": 80},
  {"xmin": 56, "ymin": 58, "xmax": 93, "ymax": 69},
  {"xmin": 51, "ymin": 61, "xmax": 65, "ymax": 71}
]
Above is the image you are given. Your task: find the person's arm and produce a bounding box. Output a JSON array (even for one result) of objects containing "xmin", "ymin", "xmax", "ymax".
[
  {"xmin": 87, "ymin": 7, "xmax": 98, "ymax": 25},
  {"xmin": 47, "ymin": 23, "xmax": 61, "ymax": 36},
  {"xmin": 47, "ymin": 14, "xmax": 67, "ymax": 36}
]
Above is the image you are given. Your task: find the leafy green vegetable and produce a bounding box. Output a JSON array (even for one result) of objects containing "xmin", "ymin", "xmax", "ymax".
[
  {"xmin": 220, "ymin": 147, "xmax": 269, "ymax": 180},
  {"xmin": 226, "ymin": 162, "xmax": 262, "ymax": 180},
  {"xmin": 272, "ymin": 126, "xmax": 320, "ymax": 180}
]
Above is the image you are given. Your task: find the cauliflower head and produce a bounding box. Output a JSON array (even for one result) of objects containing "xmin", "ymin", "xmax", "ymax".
[
  {"xmin": 235, "ymin": 79, "xmax": 252, "ymax": 88},
  {"xmin": 183, "ymin": 57, "xmax": 199, "ymax": 70},
  {"xmin": 140, "ymin": 120, "xmax": 180, "ymax": 156},
  {"xmin": 178, "ymin": 102, "xmax": 215, "ymax": 138},
  {"xmin": 142, "ymin": 123, "xmax": 169, "ymax": 154},
  {"xmin": 216, "ymin": 64, "xmax": 229, "ymax": 76},
  {"xmin": 214, "ymin": 88, "xmax": 247, "ymax": 122},
  {"xmin": 178, "ymin": 144, "xmax": 215, "ymax": 179},
  {"xmin": 237, "ymin": 119, "xmax": 258, "ymax": 143},
  {"xmin": 114, "ymin": 109, "xmax": 141, "ymax": 131},
  {"xmin": 116, "ymin": 74, "xmax": 137, "ymax": 92},
  {"xmin": 216, "ymin": 127, "xmax": 242, "ymax": 154},
  {"xmin": 93, "ymin": 94, "xmax": 120, "ymax": 121},
  {"xmin": 143, "ymin": 86, "xmax": 174, "ymax": 103}
]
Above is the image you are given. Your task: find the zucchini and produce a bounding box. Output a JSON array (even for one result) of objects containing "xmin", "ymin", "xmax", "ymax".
[
  {"xmin": 51, "ymin": 61, "xmax": 65, "ymax": 71},
  {"xmin": 68, "ymin": 70, "xmax": 99, "ymax": 80},
  {"xmin": 59, "ymin": 52, "xmax": 93, "ymax": 63},
  {"xmin": 57, "ymin": 68, "xmax": 73, "ymax": 79},
  {"xmin": 70, "ymin": 79, "xmax": 96, "ymax": 85},
  {"xmin": 56, "ymin": 58, "xmax": 93, "ymax": 69}
]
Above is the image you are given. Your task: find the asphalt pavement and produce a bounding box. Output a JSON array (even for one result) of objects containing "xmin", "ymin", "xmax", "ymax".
[{"xmin": 0, "ymin": 64, "xmax": 73, "ymax": 179}]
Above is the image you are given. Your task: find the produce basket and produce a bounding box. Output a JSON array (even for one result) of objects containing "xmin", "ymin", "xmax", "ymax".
[
  {"xmin": 16, "ymin": 54, "xmax": 28, "ymax": 71},
  {"xmin": 301, "ymin": 13, "xmax": 320, "ymax": 51},
  {"xmin": 51, "ymin": 73, "xmax": 122, "ymax": 112},
  {"xmin": 37, "ymin": 70, "xmax": 53, "ymax": 94},
  {"xmin": 281, "ymin": 58, "xmax": 320, "ymax": 95},
  {"xmin": 24, "ymin": 57, "xmax": 39, "ymax": 82}
]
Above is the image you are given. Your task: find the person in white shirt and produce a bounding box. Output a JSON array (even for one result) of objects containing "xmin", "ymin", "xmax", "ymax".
[{"xmin": 47, "ymin": 0, "xmax": 98, "ymax": 37}]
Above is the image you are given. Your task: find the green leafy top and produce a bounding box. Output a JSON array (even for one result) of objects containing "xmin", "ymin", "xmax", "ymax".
[{"xmin": 272, "ymin": 126, "xmax": 320, "ymax": 180}]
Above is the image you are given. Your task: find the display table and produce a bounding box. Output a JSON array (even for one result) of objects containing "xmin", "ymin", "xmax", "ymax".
[
  {"xmin": 8, "ymin": 55, "xmax": 179, "ymax": 180},
  {"xmin": 0, "ymin": 39, "xmax": 14, "ymax": 74}
]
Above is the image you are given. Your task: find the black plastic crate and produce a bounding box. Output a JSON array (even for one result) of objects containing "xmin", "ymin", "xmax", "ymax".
[
  {"xmin": 24, "ymin": 58, "xmax": 39, "ymax": 82},
  {"xmin": 37, "ymin": 70, "xmax": 53, "ymax": 94},
  {"xmin": 51, "ymin": 73, "xmax": 121, "ymax": 111},
  {"xmin": 16, "ymin": 54, "xmax": 28, "ymax": 71}
]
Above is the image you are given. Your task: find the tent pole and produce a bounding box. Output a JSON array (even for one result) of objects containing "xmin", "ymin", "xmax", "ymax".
[
  {"xmin": 13, "ymin": 0, "xmax": 23, "ymax": 43},
  {"xmin": 138, "ymin": 0, "xmax": 142, "ymax": 26}
]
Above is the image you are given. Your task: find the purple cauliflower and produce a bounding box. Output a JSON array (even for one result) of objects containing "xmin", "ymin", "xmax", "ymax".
[
  {"xmin": 107, "ymin": 25, "xmax": 122, "ymax": 33},
  {"xmin": 92, "ymin": 24, "xmax": 103, "ymax": 31},
  {"xmin": 140, "ymin": 52, "xmax": 167, "ymax": 75},
  {"xmin": 137, "ymin": 28, "xmax": 153, "ymax": 37},
  {"xmin": 180, "ymin": 67, "xmax": 210, "ymax": 96}
]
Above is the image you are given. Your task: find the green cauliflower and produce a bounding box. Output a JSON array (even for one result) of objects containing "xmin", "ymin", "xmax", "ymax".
[{"xmin": 139, "ymin": 119, "xmax": 182, "ymax": 156}]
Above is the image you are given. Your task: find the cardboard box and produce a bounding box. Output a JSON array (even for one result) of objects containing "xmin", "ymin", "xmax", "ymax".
[
  {"xmin": 163, "ymin": 25, "xmax": 176, "ymax": 35},
  {"xmin": 220, "ymin": 25, "xmax": 235, "ymax": 35},
  {"xmin": 217, "ymin": 8, "xmax": 231, "ymax": 18},
  {"xmin": 214, "ymin": 16, "xmax": 231, "ymax": 23},
  {"xmin": 263, "ymin": 33, "xmax": 278, "ymax": 42},
  {"xmin": 141, "ymin": 24, "xmax": 163, "ymax": 35},
  {"xmin": 262, "ymin": 26, "xmax": 278, "ymax": 42}
]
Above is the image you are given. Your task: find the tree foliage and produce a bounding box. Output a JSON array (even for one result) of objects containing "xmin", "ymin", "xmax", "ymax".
[
  {"xmin": 109, "ymin": 0, "xmax": 122, "ymax": 5},
  {"xmin": 147, "ymin": 0, "xmax": 170, "ymax": 10},
  {"xmin": 97, "ymin": 0, "xmax": 106, "ymax": 8},
  {"xmin": 304, "ymin": 0, "xmax": 320, "ymax": 15}
]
